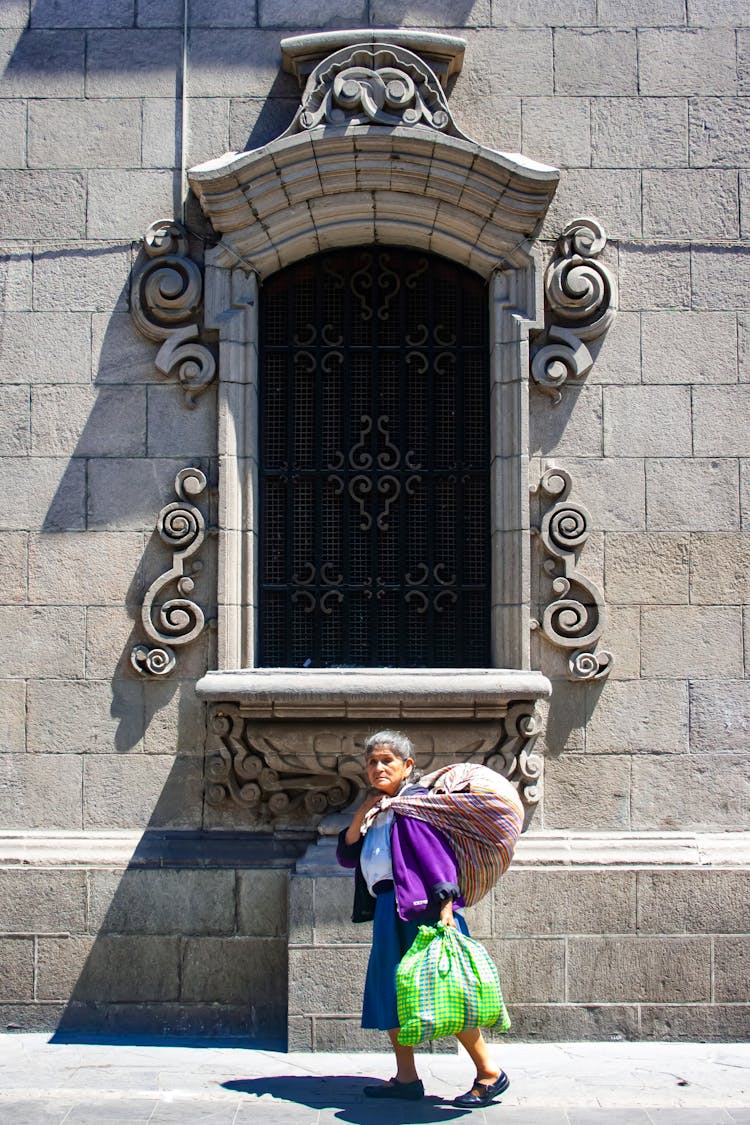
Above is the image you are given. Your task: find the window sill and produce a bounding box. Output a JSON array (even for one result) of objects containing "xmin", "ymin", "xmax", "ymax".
[{"xmin": 195, "ymin": 667, "xmax": 551, "ymax": 720}]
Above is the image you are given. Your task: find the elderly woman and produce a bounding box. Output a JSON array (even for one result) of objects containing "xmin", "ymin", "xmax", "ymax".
[{"xmin": 336, "ymin": 729, "xmax": 509, "ymax": 1109}]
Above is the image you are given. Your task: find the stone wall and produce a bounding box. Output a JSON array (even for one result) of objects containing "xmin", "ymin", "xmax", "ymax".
[{"xmin": 0, "ymin": 0, "xmax": 749, "ymax": 1040}]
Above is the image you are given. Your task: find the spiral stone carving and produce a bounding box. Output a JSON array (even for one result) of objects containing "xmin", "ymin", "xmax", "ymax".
[
  {"xmin": 130, "ymin": 220, "xmax": 216, "ymax": 407},
  {"xmin": 531, "ymin": 466, "xmax": 612, "ymax": 681},
  {"xmin": 531, "ymin": 216, "xmax": 617, "ymax": 403},
  {"xmin": 131, "ymin": 468, "xmax": 210, "ymax": 677},
  {"xmin": 484, "ymin": 701, "xmax": 544, "ymax": 809}
]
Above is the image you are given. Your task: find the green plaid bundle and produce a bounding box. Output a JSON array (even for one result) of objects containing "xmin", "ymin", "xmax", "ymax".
[{"xmin": 396, "ymin": 923, "xmax": 510, "ymax": 1045}]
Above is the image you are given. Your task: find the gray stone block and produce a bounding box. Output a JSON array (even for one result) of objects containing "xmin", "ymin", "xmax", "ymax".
[
  {"xmin": 482, "ymin": 937, "xmax": 565, "ymax": 1003},
  {"xmin": 27, "ymin": 531, "xmax": 144, "ymax": 606},
  {"xmin": 592, "ymin": 97, "xmax": 687, "ymax": 169},
  {"xmin": 142, "ymin": 677, "xmax": 210, "ymax": 753},
  {"xmin": 532, "ymin": 684, "xmax": 586, "ymax": 756},
  {"xmin": 494, "ymin": 0, "xmax": 595, "ymax": 24},
  {"xmin": 287, "ymin": 1015, "xmax": 313, "ymax": 1050},
  {"xmin": 0, "ymin": 385, "xmax": 28, "ymax": 455},
  {"xmin": 543, "ymin": 754, "xmax": 631, "ymax": 830},
  {"xmin": 542, "ymin": 169, "xmax": 641, "ymax": 241},
  {"xmin": 27, "ymin": 678, "xmax": 143, "ymax": 754},
  {"xmin": 641, "ymin": 605, "xmax": 744, "ymax": 679},
  {"xmin": 742, "ymin": 173, "xmax": 750, "ymax": 239},
  {"xmin": 740, "ymin": 312, "xmax": 750, "ymax": 382},
  {"xmin": 643, "ymin": 169, "xmax": 739, "ymax": 239},
  {"xmin": 369, "ymin": 0, "xmax": 491, "ymax": 23},
  {"xmin": 0, "ymin": 456, "xmax": 85, "ymax": 531},
  {"xmin": 0, "ymin": 678, "xmax": 25, "ymax": 752},
  {"xmin": 604, "ymin": 605, "xmax": 642, "ymax": 682},
  {"xmin": 567, "ymin": 935, "xmax": 711, "ymax": 1002},
  {"xmin": 146, "ymin": 385, "xmax": 217, "ymax": 457},
  {"xmin": 0, "ymin": 244, "xmax": 31, "ymax": 309},
  {"xmin": 309, "ymin": 1017, "xmax": 389, "ymax": 1051},
  {"xmin": 73, "ymin": 934, "xmax": 180, "ymax": 1001},
  {"xmin": 618, "ymin": 245, "xmax": 691, "ymax": 311},
  {"xmin": 0, "ymin": 30, "xmax": 84, "ymax": 97},
  {"xmin": 603, "ymin": 386, "xmax": 692, "ymax": 457},
  {"xmin": 86, "ymin": 30, "xmax": 182, "ymax": 97},
  {"xmin": 639, "ymin": 28, "xmax": 738, "ymax": 95},
  {"xmin": 596, "ymin": 0, "xmax": 686, "ymax": 24},
  {"xmin": 646, "ymin": 458, "xmax": 740, "ymax": 533},
  {"xmin": 92, "ymin": 310, "xmax": 160, "ymax": 384},
  {"xmin": 530, "ymin": 385, "xmax": 603, "ymax": 457},
  {"xmin": 0, "ymin": 3, "xmax": 31, "ymax": 28},
  {"xmin": 228, "ymin": 97, "xmax": 297, "ymax": 155},
  {"xmin": 690, "ymin": 97, "xmax": 750, "ymax": 168},
  {"xmin": 0, "ymin": 171, "xmax": 85, "ymax": 239},
  {"xmin": 521, "ymin": 97, "xmax": 590, "ymax": 168},
  {"xmin": 83, "ymin": 753, "xmax": 202, "ymax": 829},
  {"xmin": 0, "ymin": 606, "xmax": 85, "ymax": 677},
  {"xmin": 587, "ymin": 311, "xmax": 641, "ymax": 386},
  {"xmin": 0, "ymin": 937, "xmax": 34, "ymax": 1001},
  {"xmin": 29, "ymin": 98, "xmax": 142, "ymax": 169},
  {"xmin": 32, "ymin": 385, "xmax": 146, "ymax": 457},
  {"xmin": 691, "ymin": 533, "xmax": 750, "ymax": 604},
  {"xmin": 631, "ymin": 753, "xmax": 750, "ymax": 829},
  {"xmin": 637, "ymin": 870, "xmax": 750, "ymax": 933},
  {"xmin": 288, "ymin": 945, "xmax": 368, "ymax": 1014},
  {"xmin": 493, "ymin": 870, "xmax": 636, "ymax": 935},
  {"xmin": 640, "ymin": 1003, "xmax": 750, "ymax": 1042},
  {"xmin": 0, "ymin": 752, "xmax": 82, "ymax": 828},
  {"xmin": 714, "ymin": 937, "xmax": 750, "ymax": 1002},
  {"xmin": 585, "ymin": 679, "xmax": 689, "ymax": 754},
  {"xmin": 450, "ymin": 91, "xmax": 522, "ymax": 154},
  {"xmin": 458, "ymin": 29, "xmax": 554, "ymax": 97},
  {"xmin": 137, "ymin": 0, "xmax": 182, "ymax": 24},
  {"xmin": 692, "ymin": 248, "xmax": 750, "ymax": 310},
  {"xmin": 605, "ymin": 532, "xmax": 689, "ymax": 605},
  {"xmin": 32, "ymin": 241, "xmax": 131, "ymax": 312},
  {"xmin": 693, "ymin": 387, "xmax": 750, "ymax": 455},
  {"xmin": 0, "ymin": 1002, "xmax": 67, "ymax": 1032},
  {"xmin": 87, "ymin": 457, "xmax": 190, "ymax": 530},
  {"xmin": 87, "ymin": 169, "xmax": 175, "ymax": 240},
  {"xmin": 0, "ymin": 311, "xmax": 92, "ymax": 384},
  {"xmin": 554, "ymin": 30, "xmax": 637, "ymax": 95},
  {"xmin": 463, "ymin": 893, "xmax": 493, "ymax": 939},
  {"xmin": 309, "ymin": 876, "xmax": 364, "ymax": 946},
  {"xmin": 688, "ymin": 0, "xmax": 750, "ymax": 25},
  {"xmin": 36, "ymin": 935, "xmax": 95, "ymax": 1001},
  {"xmin": 187, "ymin": 30, "xmax": 297, "ymax": 98},
  {"xmin": 505, "ymin": 1003, "xmax": 639, "ymax": 1042},
  {"xmin": 237, "ymin": 869, "xmax": 288, "ymax": 937},
  {"xmin": 0, "ymin": 99, "xmax": 26, "ymax": 168},
  {"xmin": 182, "ymin": 936, "xmax": 285, "ymax": 1003},
  {"xmin": 0, "ymin": 868, "xmax": 86, "ymax": 931},
  {"xmin": 551, "ymin": 457, "xmax": 645, "ymax": 531},
  {"xmin": 741, "ymin": 30, "xmax": 750, "ymax": 95},
  {"xmin": 89, "ymin": 868, "xmax": 236, "ymax": 934},
  {"xmin": 260, "ymin": 0, "xmax": 367, "ymax": 27},
  {"xmin": 691, "ymin": 679, "xmax": 750, "ymax": 753},
  {"xmin": 642, "ymin": 310, "xmax": 738, "ymax": 384},
  {"xmin": 31, "ymin": 0, "xmax": 135, "ymax": 26},
  {"xmin": 0, "ymin": 532, "xmax": 26, "ymax": 604},
  {"xmin": 288, "ymin": 876, "xmax": 315, "ymax": 945}
]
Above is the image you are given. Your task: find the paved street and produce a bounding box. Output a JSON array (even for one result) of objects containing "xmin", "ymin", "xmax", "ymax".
[{"xmin": 0, "ymin": 1035, "xmax": 747, "ymax": 1124}]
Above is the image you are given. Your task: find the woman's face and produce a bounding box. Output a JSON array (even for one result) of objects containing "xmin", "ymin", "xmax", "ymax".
[{"xmin": 365, "ymin": 744, "xmax": 414, "ymax": 797}]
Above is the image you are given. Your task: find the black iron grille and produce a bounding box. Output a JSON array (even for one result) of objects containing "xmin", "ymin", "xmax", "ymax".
[{"xmin": 259, "ymin": 247, "xmax": 490, "ymax": 667}]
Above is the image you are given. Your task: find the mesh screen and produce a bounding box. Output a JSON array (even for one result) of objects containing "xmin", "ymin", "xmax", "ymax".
[{"xmin": 259, "ymin": 247, "xmax": 490, "ymax": 667}]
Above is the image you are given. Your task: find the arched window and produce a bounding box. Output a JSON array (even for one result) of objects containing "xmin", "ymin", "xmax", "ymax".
[{"xmin": 259, "ymin": 247, "xmax": 490, "ymax": 668}]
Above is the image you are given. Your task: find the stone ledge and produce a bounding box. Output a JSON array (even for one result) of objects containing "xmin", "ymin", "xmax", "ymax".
[
  {"xmin": 194, "ymin": 668, "xmax": 552, "ymax": 719},
  {"xmin": 280, "ymin": 30, "xmax": 467, "ymax": 89}
]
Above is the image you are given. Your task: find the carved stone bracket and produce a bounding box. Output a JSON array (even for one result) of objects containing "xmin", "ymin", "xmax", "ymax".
[
  {"xmin": 531, "ymin": 466, "xmax": 613, "ymax": 681},
  {"xmin": 484, "ymin": 702, "xmax": 544, "ymax": 808},
  {"xmin": 130, "ymin": 220, "xmax": 215, "ymax": 407},
  {"xmin": 530, "ymin": 216, "xmax": 617, "ymax": 403},
  {"xmin": 131, "ymin": 467, "xmax": 210, "ymax": 677}
]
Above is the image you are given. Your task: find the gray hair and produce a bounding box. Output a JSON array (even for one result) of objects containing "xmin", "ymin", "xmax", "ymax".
[{"xmin": 364, "ymin": 730, "xmax": 415, "ymax": 763}]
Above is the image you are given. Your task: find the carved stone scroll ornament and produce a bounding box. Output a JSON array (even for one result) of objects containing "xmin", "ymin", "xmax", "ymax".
[
  {"xmin": 130, "ymin": 220, "xmax": 216, "ymax": 407},
  {"xmin": 131, "ymin": 468, "xmax": 210, "ymax": 677},
  {"xmin": 483, "ymin": 702, "xmax": 544, "ymax": 808},
  {"xmin": 531, "ymin": 467, "xmax": 613, "ymax": 681},
  {"xmin": 531, "ymin": 217, "xmax": 617, "ymax": 403},
  {"xmin": 285, "ymin": 43, "xmax": 464, "ymax": 138}
]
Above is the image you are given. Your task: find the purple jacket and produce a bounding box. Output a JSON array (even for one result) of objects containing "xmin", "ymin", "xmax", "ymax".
[{"xmin": 336, "ymin": 810, "xmax": 465, "ymax": 923}]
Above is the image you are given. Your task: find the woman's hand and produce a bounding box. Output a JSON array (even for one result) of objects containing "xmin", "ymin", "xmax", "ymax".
[
  {"xmin": 439, "ymin": 899, "xmax": 457, "ymax": 928},
  {"xmin": 343, "ymin": 789, "xmax": 385, "ymax": 845}
]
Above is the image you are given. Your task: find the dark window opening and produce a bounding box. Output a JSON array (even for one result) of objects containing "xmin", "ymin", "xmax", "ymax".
[{"xmin": 259, "ymin": 247, "xmax": 490, "ymax": 668}]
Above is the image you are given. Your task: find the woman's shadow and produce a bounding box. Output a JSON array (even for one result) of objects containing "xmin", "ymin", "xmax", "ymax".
[{"xmin": 223, "ymin": 1076, "xmax": 472, "ymax": 1124}]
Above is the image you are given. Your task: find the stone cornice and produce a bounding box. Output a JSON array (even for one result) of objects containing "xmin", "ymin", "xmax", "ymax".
[{"xmin": 280, "ymin": 29, "xmax": 467, "ymax": 89}]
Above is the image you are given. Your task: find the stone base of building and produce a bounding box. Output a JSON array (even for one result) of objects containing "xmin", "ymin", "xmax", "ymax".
[{"xmin": 1, "ymin": 830, "xmax": 748, "ymax": 1044}]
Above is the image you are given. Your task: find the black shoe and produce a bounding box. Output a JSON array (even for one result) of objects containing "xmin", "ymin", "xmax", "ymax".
[
  {"xmin": 453, "ymin": 1071, "xmax": 510, "ymax": 1108},
  {"xmin": 363, "ymin": 1077, "xmax": 425, "ymax": 1100}
]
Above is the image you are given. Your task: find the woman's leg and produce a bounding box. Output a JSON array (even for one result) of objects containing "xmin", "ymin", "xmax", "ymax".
[
  {"xmin": 387, "ymin": 1029, "xmax": 420, "ymax": 1083},
  {"xmin": 455, "ymin": 1027, "xmax": 500, "ymax": 1084}
]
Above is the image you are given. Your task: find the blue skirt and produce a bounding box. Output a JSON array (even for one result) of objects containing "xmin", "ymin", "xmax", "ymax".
[{"xmin": 361, "ymin": 888, "xmax": 469, "ymax": 1031}]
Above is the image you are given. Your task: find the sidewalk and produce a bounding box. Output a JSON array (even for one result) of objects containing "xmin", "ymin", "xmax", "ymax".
[{"xmin": 0, "ymin": 1034, "xmax": 748, "ymax": 1124}]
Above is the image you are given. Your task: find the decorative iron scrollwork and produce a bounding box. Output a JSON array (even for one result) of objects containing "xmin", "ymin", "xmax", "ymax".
[
  {"xmin": 531, "ymin": 216, "xmax": 617, "ymax": 403},
  {"xmin": 131, "ymin": 467, "xmax": 210, "ymax": 677},
  {"xmin": 130, "ymin": 220, "xmax": 216, "ymax": 407},
  {"xmin": 531, "ymin": 466, "xmax": 612, "ymax": 681}
]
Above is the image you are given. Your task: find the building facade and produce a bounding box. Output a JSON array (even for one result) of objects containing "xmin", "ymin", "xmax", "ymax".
[{"xmin": 0, "ymin": 0, "xmax": 749, "ymax": 1044}]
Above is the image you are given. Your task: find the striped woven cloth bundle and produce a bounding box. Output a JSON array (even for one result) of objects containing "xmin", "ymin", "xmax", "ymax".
[{"xmin": 387, "ymin": 763, "xmax": 524, "ymax": 906}]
